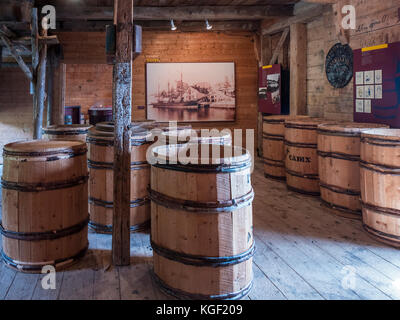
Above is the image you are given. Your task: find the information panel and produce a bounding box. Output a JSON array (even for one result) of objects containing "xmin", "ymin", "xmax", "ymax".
[{"xmin": 353, "ymin": 42, "xmax": 400, "ymax": 128}]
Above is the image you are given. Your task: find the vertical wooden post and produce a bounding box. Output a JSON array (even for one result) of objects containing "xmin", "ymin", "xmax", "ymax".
[
  {"xmin": 33, "ymin": 20, "xmax": 48, "ymax": 139},
  {"xmin": 49, "ymin": 46, "xmax": 64, "ymax": 125},
  {"xmin": 46, "ymin": 48, "xmax": 54, "ymax": 126},
  {"xmin": 112, "ymin": 0, "xmax": 133, "ymax": 266},
  {"xmin": 289, "ymin": 23, "xmax": 307, "ymax": 116}
]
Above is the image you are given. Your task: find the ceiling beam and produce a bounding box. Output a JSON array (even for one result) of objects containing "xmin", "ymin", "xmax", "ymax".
[
  {"xmin": 262, "ymin": 3, "xmax": 328, "ymax": 35},
  {"xmin": 55, "ymin": 5, "xmax": 294, "ymax": 21},
  {"xmin": 55, "ymin": 20, "xmax": 260, "ymax": 32}
]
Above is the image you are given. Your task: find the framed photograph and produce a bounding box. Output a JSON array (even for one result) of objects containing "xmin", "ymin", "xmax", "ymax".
[{"xmin": 146, "ymin": 62, "xmax": 236, "ymax": 122}]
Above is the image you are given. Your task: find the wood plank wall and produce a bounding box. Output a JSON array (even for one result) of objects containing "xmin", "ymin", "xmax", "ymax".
[
  {"xmin": 0, "ymin": 68, "xmax": 33, "ymax": 164},
  {"xmin": 307, "ymin": 0, "xmax": 400, "ymax": 120},
  {"xmin": 60, "ymin": 31, "xmax": 259, "ymax": 144}
]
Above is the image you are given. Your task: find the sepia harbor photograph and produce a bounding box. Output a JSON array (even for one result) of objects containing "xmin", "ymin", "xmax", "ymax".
[{"xmin": 146, "ymin": 62, "xmax": 236, "ymax": 122}]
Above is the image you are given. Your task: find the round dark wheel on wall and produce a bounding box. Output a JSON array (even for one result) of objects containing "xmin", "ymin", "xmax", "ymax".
[{"xmin": 325, "ymin": 43, "xmax": 353, "ymax": 89}]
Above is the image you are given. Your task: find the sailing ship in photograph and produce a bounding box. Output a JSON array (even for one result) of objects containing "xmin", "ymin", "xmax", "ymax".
[{"xmin": 146, "ymin": 62, "xmax": 236, "ymax": 122}]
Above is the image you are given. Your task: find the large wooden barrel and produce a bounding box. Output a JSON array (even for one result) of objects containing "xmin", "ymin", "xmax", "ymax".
[
  {"xmin": 162, "ymin": 128, "xmax": 232, "ymax": 145},
  {"xmin": 360, "ymin": 129, "xmax": 400, "ymax": 247},
  {"xmin": 43, "ymin": 124, "xmax": 92, "ymax": 142},
  {"xmin": 262, "ymin": 115, "xmax": 310, "ymax": 180},
  {"xmin": 150, "ymin": 143, "xmax": 254, "ymax": 300},
  {"xmin": 87, "ymin": 127, "xmax": 152, "ymax": 233},
  {"xmin": 1, "ymin": 140, "xmax": 88, "ymax": 272},
  {"xmin": 318, "ymin": 123, "xmax": 388, "ymax": 219},
  {"xmin": 285, "ymin": 118, "xmax": 334, "ymax": 195}
]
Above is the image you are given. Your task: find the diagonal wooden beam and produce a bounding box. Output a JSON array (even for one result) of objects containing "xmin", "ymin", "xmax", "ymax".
[
  {"xmin": 55, "ymin": 5, "xmax": 294, "ymax": 21},
  {"xmin": 269, "ymin": 28, "xmax": 289, "ymax": 65},
  {"xmin": 262, "ymin": 3, "xmax": 328, "ymax": 35},
  {"xmin": 0, "ymin": 33, "xmax": 32, "ymax": 80}
]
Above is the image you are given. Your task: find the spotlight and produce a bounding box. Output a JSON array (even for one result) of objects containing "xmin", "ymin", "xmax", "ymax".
[
  {"xmin": 205, "ymin": 19, "xmax": 212, "ymax": 30},
  {"xmin": 170, "ymin": 19, "xmax": 177, "ymax": 31}
]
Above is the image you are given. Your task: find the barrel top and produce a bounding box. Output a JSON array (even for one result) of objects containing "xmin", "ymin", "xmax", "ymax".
[
  {"xmin": 318, "ymin": 122, "xmax": 389, "ymax": 134},
  {"xmin": 151, "ymin": 122, "xmax": 192, "ymax": 132},
  {"xmin": 263, "ymin": 115, "xmax": 310, "ymax": 123},
  {"xmin": 151, "ymin": 143, "xmax": 250, "ymax": 170},
  {"xmin": 162, "ymin": 129, "xmax": 231, "ymax": 141},
  {"xmin": 361, "ymin": 128, "xmax": 400, "ymax": 141},
  {"xmin": 43, "ymin": 124, "xmax": 92, "ymax": 132},
  {"xmin": 96, "ymin": 120, "xmax": 155, "ymax": 133},
  {"xmin": 89, "ymin": 106, "xmax": 112, "ymax": 111},
  {"xmin": 88, "ymin": 127, "xmax": 151, "ymax": 141},
  {"xmin": 285, "ymin": 118, "xmax": 340, "ymax": 129},
  {"xmin": 4, "ymin": 140, "xmax": 86, "ymax": 154}
]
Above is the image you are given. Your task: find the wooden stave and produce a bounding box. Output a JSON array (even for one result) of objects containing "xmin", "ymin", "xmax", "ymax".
[
  {"xmin": 1, "ymin": 140, "xmax": 89, "ymax": 272},
  {"xmin": 150, "ymin": 147, "xmax": 254, "ymax": 299}
]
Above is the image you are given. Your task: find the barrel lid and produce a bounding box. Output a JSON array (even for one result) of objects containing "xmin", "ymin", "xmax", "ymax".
[
  {"xmin": 150, "ymin": 143, "xmax": 250, "ymax": 171},
  {"xmin": 162, "ymin": 129, "xmax": 231, "ymax": 142},
  {"xmin": 4, "ymin": 140, "xmax": 86, "ymax": 154},
  {"xmin": 263, "ymin": 115, "xmax": 310, "ymax": 123},
  {"xmin": 89, "ymin": 106, "xmax": 112, "ymax": 111},
  {"xmin": 43, "ymin": 124, "xmax": 92, "ymax": 132},
  {"xmin": 318, "ymin": 122, "xmax": 389, "ymax": 134},
  {"xmin": 285, "ymin": 118, "xmax": 338, "ymax": 129},
  {"xmin": 361, "ymin": 128, "xmax": 400, "ymax": 141},
  {"xmin": 88, "ymin": 127, "xmax": 151, "ymax": 141},
  {"xmin": 96, "ymin": 121, "xmax": 155, "ymax": 133},
  {"xmin": 150, "ymin": 122, "xmax": 192, "ymax": 132}
]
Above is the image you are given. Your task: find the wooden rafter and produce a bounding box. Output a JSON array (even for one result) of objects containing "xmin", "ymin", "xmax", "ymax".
[
  {"xmin": 0, "ymin": 33, "xmax": 32, "ymax": 80},
  {"xmin": 269, "ymin": 27, "xmax": 289, "ymax": 65},
  {"xmin": 262, "ymin": 3, "xmax": 328, "ymax": 35},
  {"xmin": 55, "ymin": 5, "xmax": 294, "ymax": 21}
]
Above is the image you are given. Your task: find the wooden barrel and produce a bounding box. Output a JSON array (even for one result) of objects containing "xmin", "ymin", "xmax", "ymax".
[
  {"xmin": 285, "ymin": 118, "xmax": 335, "ymax": 195},
  {"xmin": 318, "ymin": 123, "xmax": 389, "ymax": 219},
  {"xmin": 360, "ymin": 129, "xmax": 400, "ymax": 247},
  {"xmin": 87, "ymin": 127, "xmax": 152, "ymax": 233},
  {"xmin": 162, "ymin": 128, "xmax": 232, "ymax": 145},
  {"xmin": 43, "ymin": 124, "xmax": 92, "ymax": 142},
  {"xmin": 88, "ymin": 107, "xmax": 113, "ymax": 125},
  {"xmin": 262, "ymin": 115, "xmax": 310, "ymax": 180},
  {"xmin": 1, "ymin": 140, "xmax": 88, "ymax": 272},
  {"xmin": 150, "ymin": 143, "xmax": 254, "ymax": 300}
]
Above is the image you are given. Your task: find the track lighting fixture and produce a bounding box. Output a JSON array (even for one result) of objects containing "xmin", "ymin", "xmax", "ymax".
[
  {"xmin": 170, "ymin": 19, "xmax": 177, "ymax": 31},
  {"xmin": 205, "ymin": 19, "xmax": 212, "ymax": 30}
]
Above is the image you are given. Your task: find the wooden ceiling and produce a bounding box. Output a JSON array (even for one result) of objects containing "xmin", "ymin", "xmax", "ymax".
[
  {"xmin": 0, "ymin": 0, "xmax": 311, "ymax": 33},
  {"xmin": 35, "ymin": 0, "xmax": 300, "ymax": 6}
]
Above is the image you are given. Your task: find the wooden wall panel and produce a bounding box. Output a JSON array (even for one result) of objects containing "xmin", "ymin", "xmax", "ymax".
[
  {"xmin": 306, "ymin": 0, "xmax": 400, "ymax": 120},
  {"xmin": 62, "ymin": 31, "xmax": 258, "ymax": 146},
  {"xmin": 0, "ymin": 68, "xmax": 33, "ymax": 164}
]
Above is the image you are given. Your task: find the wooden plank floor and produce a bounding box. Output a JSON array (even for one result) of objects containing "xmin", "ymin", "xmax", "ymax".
[{"xmin": 0, "ymin": 159, "xmax": 399, "ymax": 300}]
